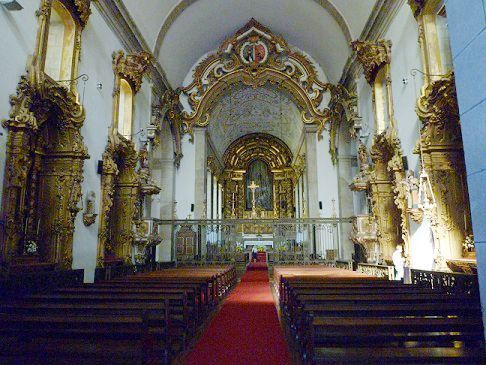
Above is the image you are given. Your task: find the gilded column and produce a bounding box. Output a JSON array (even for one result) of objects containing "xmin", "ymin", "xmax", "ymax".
[
  {"xmin": 416, "ymin": 74, "xmax": 473, "ymax": 261},
  {"xmin": 369, "ymin": 134, "xmax": 403, "ymax": 260}
]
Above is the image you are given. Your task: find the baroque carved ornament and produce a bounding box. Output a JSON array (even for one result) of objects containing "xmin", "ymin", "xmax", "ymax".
[
  {"xmin": 37, "ymin": 0, "xmax": 91, "ymax": 28},
  {"xmin": 180, "ymin": 19, "xmax": 355, "ymax": 137},
  {"xmin": 112, "ymin": 50, "xmax": 153, "ymax": 93},
  {"xmin": 350, "ymin": 39, "xmax": 391, "ymax": 84}
]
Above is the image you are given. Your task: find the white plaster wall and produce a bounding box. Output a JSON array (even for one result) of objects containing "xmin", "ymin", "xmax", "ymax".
[
  {"xmin": 175, "ymin": 134, "xmax": 196, "ymax": 219},
  {"xmin": 0, "ymin": 4, "xmax": 154, "ymax": 282},
  {"xmin": 153, "ymin": 119, "xmax": 176, "ymax": 262},
  {"xmin": 385, "ymin": 3, "xmax": 423, "ymax": 174},
  {"xmin": 0, "ymin": 3, "xmax": 39, "ymax": 206},
  {"xmin": 71, "ymin": 6, "xmax": 123, "ymax": 283},
  {"xmin": 316, "ymin": 133, "xmax": 339, "ymax": 217}
]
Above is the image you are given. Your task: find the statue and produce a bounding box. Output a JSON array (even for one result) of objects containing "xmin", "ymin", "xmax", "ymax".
[{"xmin": 392, "ymin": 245, "xmax": 405, "ymax": 281}]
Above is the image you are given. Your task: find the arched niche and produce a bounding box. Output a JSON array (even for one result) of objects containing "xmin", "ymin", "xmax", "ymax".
[{"xmin": 222, "ymin": 133, "xmax": 294, "ymax": 219}]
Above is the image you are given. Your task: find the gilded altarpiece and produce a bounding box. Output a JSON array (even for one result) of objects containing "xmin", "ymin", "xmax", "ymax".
[
  {"xmin": 416, "ymin": 74, "xmax": 473, "ymax": 261},
  {"xmin": 408, "ymin": 0, "xmax": 474, "ymax": 262},
  {"xmin": 0, "ymin": 0, "xmax": 91, "ymax": 269},
  {"xmin": 96, "ymin": 50, "xmax": 151, "ymax": 266},
  {"xmin": 222, "ymin": 134, "xmax": 294, "ymax": 220},
  {"xmin": 351, "ymin": 39, "xmax": 408, "ymax": 261}
]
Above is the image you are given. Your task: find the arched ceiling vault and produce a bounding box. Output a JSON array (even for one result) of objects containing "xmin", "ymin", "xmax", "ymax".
[{"xmin": 121, "ymin": 0, "xmax": 377, "ymax": 87}]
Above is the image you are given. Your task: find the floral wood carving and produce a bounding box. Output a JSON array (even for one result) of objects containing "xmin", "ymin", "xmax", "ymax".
[
  {"xmin": 415, "ymin": 72, "xmax": 473, "ymax": 257},
  {"xmin": 112, "ymin": 50, "xmax": 152, "ymax": 93},
  {"xmin": 180, "ymin": 19, "xmax": 355, "ymax": 137},
  {"xmin": 1, "ymin": 71, "xmax": 88, "ymax": 268},
  {"xmin": 350, "ymin": 39, "xmax": 391, "ymax": 84},
  {"xmin": 162, "ymin": 89, "xmax": 184, "ymax": 167}
]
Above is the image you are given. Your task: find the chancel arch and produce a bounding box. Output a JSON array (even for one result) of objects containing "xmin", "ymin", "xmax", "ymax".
[{"xmin": 179, "ymin": 19, "xmax": 355, "ymax": 138}]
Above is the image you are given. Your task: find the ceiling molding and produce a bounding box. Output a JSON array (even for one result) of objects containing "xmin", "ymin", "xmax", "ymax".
[
  {"xmin": 339, "ymin": 0, "xmax": 405, "ymax": 87},
  {"xmin": 94, "ymin": 0, "xmax": 171, "ymax": 95},
  {"xmin": 153, "ymin": 0, "xmax": 353, "ymax": 60}
]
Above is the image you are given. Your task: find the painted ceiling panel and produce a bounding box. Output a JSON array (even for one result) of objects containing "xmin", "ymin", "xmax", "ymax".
[{"xmin": 209, "ymin": 84, "xmax": 303, "ymax": 156}]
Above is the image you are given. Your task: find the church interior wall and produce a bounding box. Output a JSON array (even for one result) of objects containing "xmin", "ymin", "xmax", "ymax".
[
  {"xmin": 0, "ymin": 3, "xmax": 39, "ymax": 206},
  {"xmin": 316, "ymin": 132, "xmax": 339, "ymax": 218},
  {"xmin": 0, "ymin": 3, "xmax": 154, "ymax": 281},
  {"xmin": 175, "ymin": 133, "xmax": 196, "ymax": 219},
  {"xmin": 152, "ymin": 119, "xmax": 176, "ymax": 262},
  {"xmin": 384, "ymin": 2, "xmax": 423, "ymax": 174}
]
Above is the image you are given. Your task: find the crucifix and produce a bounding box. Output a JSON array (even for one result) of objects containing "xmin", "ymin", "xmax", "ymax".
[{"xmin": 247, "ymin": 180, "xmax": 260, "ymax": 218}]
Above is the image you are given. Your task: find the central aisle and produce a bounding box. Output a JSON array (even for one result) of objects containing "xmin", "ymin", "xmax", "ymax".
[{"xmin": 184, "ymin": 264, "xmax": 292, "ymax": 365}]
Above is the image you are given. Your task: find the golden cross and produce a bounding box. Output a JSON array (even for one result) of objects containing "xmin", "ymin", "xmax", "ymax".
[
  {"xmin": 248, "ymin": 180, "xmax": 260, "ymax": 192},
  {"xmin": 247, "ymin": 180, "xmax": 260, "ymax": 217}
]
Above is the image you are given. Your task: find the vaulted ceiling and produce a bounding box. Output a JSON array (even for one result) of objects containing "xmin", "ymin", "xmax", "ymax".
[
  {"xmin": 208, "ymin": 84, "xmax": 303, "ymax": 156},
  {"xmin": 121, "ymin": 0, "xmax": 378, "ymax": 87}
]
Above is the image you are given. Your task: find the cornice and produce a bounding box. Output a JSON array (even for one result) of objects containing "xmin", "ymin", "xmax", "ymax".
[
  {"xmin": 340, "ymin": 0, "xmax": 405, "ymax": 87},
  {"xmin": 94, "ymin": 0, "xmax": 170, "ymax": 96}
]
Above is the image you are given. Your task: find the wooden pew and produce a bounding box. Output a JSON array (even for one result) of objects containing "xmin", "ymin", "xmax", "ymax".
[
  {"xmin": 277, "ymin": 267, "xmax": 485, "ymax": 364},
  {"xmin": 0, "ymin": 313, "xmax": 162, "ymax": 365}
]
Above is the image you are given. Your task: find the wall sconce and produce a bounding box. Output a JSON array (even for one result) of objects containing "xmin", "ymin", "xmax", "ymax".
[
  {"xmin": 82, "ymin": 191, "xmax": 98, "ymax": 226},
  {"xmin": 96, "ymin": 82, "xmax": 103, "ymax": 91},
  {"xmin": 146, "ymin": 124, "xmax": 158, "ymax": 141},
  {"xmin": 0, "ymin": 0, "xmax": 23, "ymax": 11}
]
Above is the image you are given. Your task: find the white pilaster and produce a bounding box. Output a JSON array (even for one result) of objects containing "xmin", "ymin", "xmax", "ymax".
[
  {"xmin": 304, "ymin": 125, "xmax": 320, "ymax": 218},
  {"xmin": 193, "ymin": 126, "xmax": 208, "ymax": 219}
]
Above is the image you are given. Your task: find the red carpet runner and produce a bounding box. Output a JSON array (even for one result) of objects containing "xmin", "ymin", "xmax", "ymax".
[{"xmin": 183, "ymin": 263, "xmax": 291, "ymax": 365}]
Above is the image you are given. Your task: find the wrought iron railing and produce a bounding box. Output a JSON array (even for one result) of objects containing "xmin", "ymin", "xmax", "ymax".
[
  {"xmin": 144, "ymin": 217, "xmax": 352, "ymax": 265},
  {"xmin": 410, "ymin": 268, "xmax": 479, "ymax": 296}
]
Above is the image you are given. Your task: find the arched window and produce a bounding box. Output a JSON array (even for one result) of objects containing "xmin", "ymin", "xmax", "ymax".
[
  {"xmin": 44, "ymin": 0, "xmax": 75, "ymax": 82},
  {"xmin": 373, "ymin": 68, "xmax": 389, "ymax": 133},
  {"xmin": 118, "ymin": 79, "xmax": 134, "ymax": 139}
]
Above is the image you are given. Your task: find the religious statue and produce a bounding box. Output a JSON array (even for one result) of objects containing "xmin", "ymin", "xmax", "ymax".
[
  {"xmin": 392, "ymin": 245, "xmax": 405, "ymax": 281},
  {"xmin": 350, "ymin": 142, "xmax": 371, "ymax": 191}
]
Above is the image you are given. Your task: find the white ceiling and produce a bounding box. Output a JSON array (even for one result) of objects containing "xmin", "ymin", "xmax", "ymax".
[
  {"xmin": 121, "ymin": 0, "xmax": 377, "ymax": 87},
  {"xmin": 208, "ymin": 84, "xmax": 303, "ymax": 157}
]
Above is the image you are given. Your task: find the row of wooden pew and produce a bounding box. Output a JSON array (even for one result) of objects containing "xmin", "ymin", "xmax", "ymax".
[
  {"xmin": 275, "ymin": 266, "xmax": 485, "ymax": 364},
  {"xmin": 0, "ymin": 265, "xmax": 237, "ymax": 364}
]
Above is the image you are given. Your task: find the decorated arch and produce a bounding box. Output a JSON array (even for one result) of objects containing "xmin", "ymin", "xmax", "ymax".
[{"xmin": 179, "ymin": 19, "xmax": 355, "ymax": 137}]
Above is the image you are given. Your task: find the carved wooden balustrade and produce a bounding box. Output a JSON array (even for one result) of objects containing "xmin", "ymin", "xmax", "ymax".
[{"xmin": 410, "ymin": 268, "xmax": 479, "ymax": 296}]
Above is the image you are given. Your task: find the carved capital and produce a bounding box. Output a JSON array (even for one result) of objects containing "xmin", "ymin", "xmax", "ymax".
[
  {"xmin": 350, "ymin": 39, "xmax": 391, "ymax": 84},
  {"xmin": 369, "ymin": 133, "xmax": 394, "ymax": 164},
  {"xmin": 408, "ymin": 0, "xmax": 426, "ymax": 18},
  {"xmin": 112, "ymin": 50, "xmax": 152, "ymax": 93},
  {"xmin": 72, "ymin": 0, "xmax": 91, "ymax": 27},
  {"xmin": 416, "ymin": 72, "xmax": 459, "ymax": 127}
]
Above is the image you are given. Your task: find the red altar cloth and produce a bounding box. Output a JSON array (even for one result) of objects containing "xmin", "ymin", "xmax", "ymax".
[{"xmin": 257, "ymin": 252, "xmax": 266, "ymax": 262}]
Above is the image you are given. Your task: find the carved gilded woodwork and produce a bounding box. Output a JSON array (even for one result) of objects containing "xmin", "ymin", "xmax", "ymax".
[
  {"xmin": 138, "ymin": 145, "xmax": 161, "ymax": 197},
  {"xmin": 112, "ymin": 50, "xmax": 152, "ymax": 93},
  {"xmin": 162, "ymin": 89, "xmax": 184, "ymax": 167},
  {"xmin": 350, "ymin": 215, "xmax": 379, "ymax": 262},
  {"xmin": 415, "ymin": 73, "xmax": 473, "ymax": 259},
  {"xmin": 1, "ymin": 71, "xmax": 88, "ymax": 269},
  {"xmin": 408, "ymin": 0, "xmax": 426, "ymax": 18},
  {"xmin": 97, "ymin": 137, "xmax": 140, "ymax": 266},
  {"xmin": 368, "ymin": 132, "xmax": 403, "ymax": 260},
  {"xmin": 350, "ymin": 141, "xmax": 371, "ymax": 191},
  {"xmin": 34, "ymin": 0, "xmax": 91, "ymax": 97},
  {"xmin": 222, "ymin": 133, "xmax": 294, "ymax": 220},
  {"xmin": 327, "ymin": 84, "xmax": 358, "ymax": 164},
  {"xmin": 180, "ymin": 19, "xmax": 354, "ymax": 137},
  {"xmin": 350, "ymin": 40, "xmax": 391, "ymax": 85}
]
